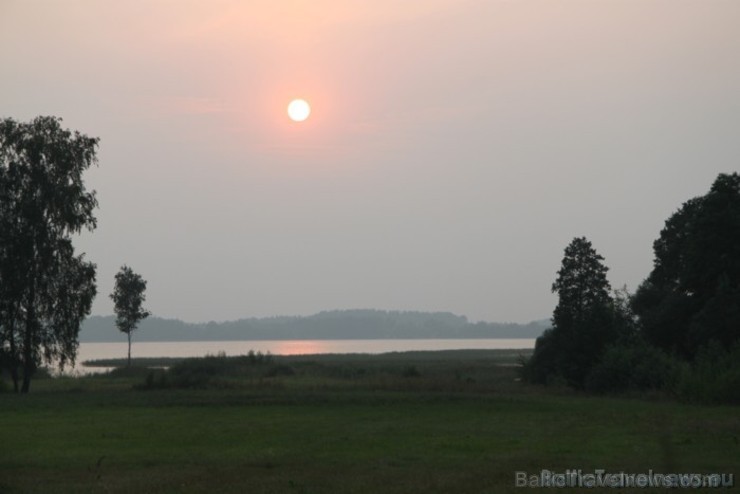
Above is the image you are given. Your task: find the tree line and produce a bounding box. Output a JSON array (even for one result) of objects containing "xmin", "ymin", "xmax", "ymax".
[
  {"xmin": 0, "ymin": 116, "xmax": 148, "ymax": 392},
  {"xmin": 523, "ymin": 172, "xmax": 740, "ymax": 403},
  {"xmin": 2, "ymin": 116, "xmax": 738, "ymax": 398},
  {"xmin": 79, "ymin": 310, "xmax": 548, "ymax": 342}
]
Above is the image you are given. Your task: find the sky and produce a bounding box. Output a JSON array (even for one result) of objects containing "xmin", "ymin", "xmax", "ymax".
[{"xmin": 1, "ymin": 1, "xmax": 739, "ymax": 324}]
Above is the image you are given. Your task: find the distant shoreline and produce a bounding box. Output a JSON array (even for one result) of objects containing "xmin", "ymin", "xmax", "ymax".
[
  {"xmin": 81, "ymin": 335, "xmax": 539, "ymax": 342},
  {"xmin": 80, "ymin": 310, "xmax": 549, "ymax": 343},
  {"xmin": 73, "ymin": 339, "xmax": 537, "ymax": 371}
]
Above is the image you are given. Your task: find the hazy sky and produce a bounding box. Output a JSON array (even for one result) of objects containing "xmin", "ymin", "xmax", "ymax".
[{"xmin": 2, "ymin": 1, "xmax": 739, "ymax": 323}]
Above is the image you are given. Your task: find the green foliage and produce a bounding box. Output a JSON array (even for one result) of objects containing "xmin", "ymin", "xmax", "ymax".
[
  {"xmin": 543, "ymin": 173, "xmax": 740, "ymax": 402},
  {"xmin": 0, "ymin": 116, "xmax": 98, "ymax": 392},
  {"xmin": 106, "ymin": 366, "xmax": 157, "ymax": 379},
  {"xmin": 401, "ymin": 365, "xmax": 421, "ymax": 378},
  {"xmin": 519, "ymin": 328, "xmax": 561, "ymax": 384},
  {"xmin": 633, "ymin": 173, "xmax": 740, "ymax": 358},
  {"xmin": 551, "ymin": 237, "xmax": 612, "ymax": 329},
  {"xmin": 584, "ymin": 339, "xmax": 685, "ymax": 394},
  {"xmin": 140, "ymin": 369, "xmax": 169, "ymax": 390},
  {"xmin": 110, "ymin": 265, "xmax": 150, "ymax": 366},
  {"xmin": 110, "ymin": 266, "xmax": 150, "ymax": 335},
  {"xmin": 1, "ymin": 352, "xmax": 738, "ymax": 493},
  {"xmin": 124, "ymin": 350, "xmax": 522, "ymax": 396},
  {"xmin": 263, "ymin": 364, "xmax": 296, "ymax": 378},
  {"xmin": 150, "ymin": 351, "xmax": 275, "ymax": 389},
  {"xmin": 675, "ymin": 341, "xmax": 740, "ymax": 404},
  {"xmin": 574, "ymin": 173, "xmax": 740, "ymax": 402},
  {"xmin": 525, "ymin": 237, "xmax": 631, "ymax": 388}
]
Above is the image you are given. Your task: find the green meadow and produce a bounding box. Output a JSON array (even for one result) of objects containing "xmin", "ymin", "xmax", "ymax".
[{"xmin": 1, "ymin": 350, "xmax": 737, "ymax": 494}]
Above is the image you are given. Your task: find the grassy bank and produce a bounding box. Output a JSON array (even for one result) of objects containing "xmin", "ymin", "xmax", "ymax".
[{"xmin": 1, "ymin": 351, "xmax": 738, "ymax": 493}]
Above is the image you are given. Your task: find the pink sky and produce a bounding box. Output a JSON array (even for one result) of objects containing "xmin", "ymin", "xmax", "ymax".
[{"xmin": 1, "ymin": 1, "xmax": 739, "ymax": 322}]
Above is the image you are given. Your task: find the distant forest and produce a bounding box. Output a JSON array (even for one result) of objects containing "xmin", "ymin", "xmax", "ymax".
[{"xmin": 79, "ymin": 310, "xmax": 549, "ymax": 342}]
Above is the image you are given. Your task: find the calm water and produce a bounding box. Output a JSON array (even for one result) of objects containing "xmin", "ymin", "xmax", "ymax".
[{"xmin": 68, "ymin": 339, "xmax": 535, "ymax": 374}]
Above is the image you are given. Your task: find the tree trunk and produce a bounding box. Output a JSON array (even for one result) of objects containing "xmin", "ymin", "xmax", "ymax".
[
  {"xmin": 9, "ymin": 319, "xmax": 19, "ymax": 393},
  {"xmin": 21, "ymin": 362, "xmax": 33, "ymax": 393},
  {"xmin": 21, "ymin": 275, "xmax": 37, "ymax": 394},
  {"xmin": 21, "ymin": 315, "xmax": 34, "ymax": 393},
  {"xmin": 127, "ymin": 331, "xmax": 132, "ymax": 367},
  {"xmin": 21, "ymin": 328, "xmax": 34, "ymax": 393},
  {"xmin": 11, "ymin": 364, "xmax": 19, "ymax": 394}
]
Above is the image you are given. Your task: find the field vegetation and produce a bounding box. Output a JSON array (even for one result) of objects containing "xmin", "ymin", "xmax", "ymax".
[{"xmin": 1, "ymin": 350, "xmax": 738, "ymax": 494}]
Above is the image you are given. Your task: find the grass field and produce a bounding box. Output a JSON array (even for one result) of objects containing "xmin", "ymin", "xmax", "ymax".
[{"xmin": 1, "ymin": 350, "xmax": 738, "ymax": 493}]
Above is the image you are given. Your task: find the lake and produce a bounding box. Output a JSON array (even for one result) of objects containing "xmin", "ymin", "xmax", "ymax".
[{"xmin": 69, "ymin": 339, "xmax": 536, "ymax": 374}]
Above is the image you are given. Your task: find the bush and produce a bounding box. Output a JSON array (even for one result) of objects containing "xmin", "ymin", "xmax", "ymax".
[
  {"xmin": 143, "ymin": 351, "xmax": 276, "ymax": 389},
  {"xmin": 585, "ymin": 339, "xmax": 684, "ymax": 394},
  {"xmin": 401, "ymin": 365, "xmax": 421, "ymax": 378},
  {"xmin": 520, "ymin": 328, "xmax": 564, "ymax": 385},
  {"xmin": 107, "ymin": 366, "xmax": 155, "ymax": 379},
  {"xmin": 264, "ymin": 364, "xmax": 295, "ymax": 378},
  {"xmin": 676, "ymin": 341, "xmax": 740, "ymax": 405},
  {"xmin": 167, "ymin": 355, "xmax": 231, "ymax": 388},
  {"xmin": 247, "ymin": 350, "xmax": 273, "ymax": 365},
  {"xmin": 33, "ymin": 367, "xmax": 54, "ymax": 380},
  {"xmin": 136, "ymin": 369, "xmax": 168, "ymax": 390}
]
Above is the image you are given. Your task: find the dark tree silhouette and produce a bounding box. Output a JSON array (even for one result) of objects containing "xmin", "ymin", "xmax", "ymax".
[
  {"xmin": 525, "ymin": 237, "xmax": 622, "ymax": 387},
  {"xmin": 0, "ymin": 116, "xmax": 98, "ymax": 392},
  {"xmin": 552, "ymin": 237, "xmax": 612, "ymax": 331},
  {"xmin": 633, "ymin": 173, "xmax": 740, "ymax": 358},
  {"xmin": 110, "ymin": 266, "xmax": 150, "ymax": 366}
]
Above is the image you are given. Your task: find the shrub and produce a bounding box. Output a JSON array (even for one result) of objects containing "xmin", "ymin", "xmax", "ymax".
[
  {"xmin": 107, "ymin": 366, "xmax": 154, "ymax": 379},
  {"xmin": 247, "ymin": 350, "xmax": 273, "ymax": 365},
  {"xmin": 519, "ymin": 328, "xmax": 563, "ymax": 385},
  {"xmin": 401, "ymin": 365, "xmax": 421, "ymax": 378},
  {"xmin": 166, "ymin": 355, "xmax": 230, "ymax": 388},
  {"xmin": 264, "ymin": 364, "xmax": 295, "ymax": 377},
  {"xmin": 142, "ymin": 351, "xmax": 277, "ymax": 389},
  {"xmin": 585, "ymin": 339, "xmax": 684, "ymax": 394},
  {"xmin": 33, "ymin": 367, "xmax": 54, "ymax": 380},
  {"xmin": 676, "ymin": 341, "xmax": 740, "ymax": 405},
  {"xmin": 136, "ymin": 369, "xmax": 168, "ymax": 390}
]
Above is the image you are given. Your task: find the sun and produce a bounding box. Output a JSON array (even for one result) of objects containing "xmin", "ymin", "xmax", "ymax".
[{"xmin": 287, "ymin": 99, "xmax": 311, "ymax": 122}]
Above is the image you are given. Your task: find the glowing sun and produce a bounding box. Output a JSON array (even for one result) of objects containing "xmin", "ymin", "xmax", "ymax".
[{"xmin": 287, "ymin": 99, "xmax": 311, "ymax": 122}]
